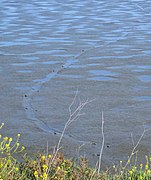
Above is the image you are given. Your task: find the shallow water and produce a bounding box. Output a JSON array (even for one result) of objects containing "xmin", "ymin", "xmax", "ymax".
[{"xmin": 1, "ymin": 0, "xmax": 151, "ymax": 166}]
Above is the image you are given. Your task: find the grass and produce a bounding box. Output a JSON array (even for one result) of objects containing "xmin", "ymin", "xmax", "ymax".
[{"xmin": 1, "ymin": 123, "xmax": 151, "ymax": 180}]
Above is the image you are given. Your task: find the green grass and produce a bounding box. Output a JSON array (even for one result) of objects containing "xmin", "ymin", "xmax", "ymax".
[{"xmin": 1, "ymin": 123, "xmax": 151, "ymax": 180}]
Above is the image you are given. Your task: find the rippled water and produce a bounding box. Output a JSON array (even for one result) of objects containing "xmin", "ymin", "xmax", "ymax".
[{"xmin": 1, "ymin": 0, "xmax": 151, "ymax": 166}]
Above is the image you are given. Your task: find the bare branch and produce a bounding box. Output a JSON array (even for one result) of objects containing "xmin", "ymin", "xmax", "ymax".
[
  {"xmin": 119, "ymin": 126, "xmax": 147, "ymax": 178},
  {"xmin": 49, "ymin": 92, "xmax": 93, "ymax": 169},
  {"xmin": 98, "ymin": 111, "xmax": 105, "ymax": 174}
]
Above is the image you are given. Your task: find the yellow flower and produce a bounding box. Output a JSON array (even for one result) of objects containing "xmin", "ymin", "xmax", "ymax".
[
  {"xmin": 9, "ymin": 138, "xmax": 12, "ymax": 142},
  {"xmin": 5, "ymin": 144, "xmax": 10, "ymax": 149},
  {"xmin": 48, "ymin": 154, "xmax": 51, "ymax": 158},
  {"xmin": 132, "ymin": 166, "xmax": 137, "ymax": 172},
  {"xmin": 15, "ymin": 167, "xmax": 19, "ymax": 171},
  {"xmin": 43, "ymin": 164, "xmax": 48, "ymax": 170},
  {"xmin": 0, "ymin": 163, "xmax": 4, "ymax": 168},
  {"xmin": 3, "ymin": 137, "xmax": 8, "ymax": 141},
  {"xmin": 57, "ymin": 166, "xmax": 61, "ymax": 171},
  {"xmin": 41, "ymin": 155, "xmax": 46, "ymax": 161},
  {"xmin": 33, "ymin": 160, "xmax": 36, "ymax": 164},
  {"xmin": 147, "ymin": 170, "xmax": 151, "ymax": 174},
  {"xmin": 34, "ymin": 171, "xmax": 38, "ymax": 178},
  {"xmin": 17, "ymin": 134, "xmax": 20, "ymax": 137},
  {"xmin": 43, "ymin": 172, "xmax": 48, "ymax": 179},
  {"xmin": 138, "ymin": 175, "xmax": 143, "ymax": 180},
  {"xmin": 145, "ymin": 164, "xmax": 149, "ymax": 170}
]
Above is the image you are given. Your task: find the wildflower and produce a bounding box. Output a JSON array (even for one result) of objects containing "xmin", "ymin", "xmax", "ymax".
[
  {"xmin": 41, "ymin": 155, "xmax": 46, "ymax": 161},
  {"xmin": 0, "ymin": 176, "xmax": 3, "ymax": 180},
  {"xmin": 113, "ymin": 165, "xmax": 116, "ymax": 169},
  {"xmin": 57, "ymin": 166, "xmax": 61, "ymax": 170},
  {"xmin": 147, "ymin": 169, "xmax": 151, "ymax": 174},
  {"xmin": 48, "ymin": 154, "xmax": 51, "ymax": 158},
  {"xmin": 0, "ymin": 163, "xmax": 4, "ymax": 168},
  {"xmin": 33, "ymin": 160, "xmax": 36, "ymax": 164},
  {"xmin": 139, "ymin": 175, "xmax": 143, "ymax": 180},
  {"xmin": 3, "ymin": 137, "xmax": 8, "ymax": 141},
  {"xmin": 43, "ymin": 164, "xmax": 48, "ymax": 170},
  {"xmin": 129, "ymin": 170, "xmax": 133, "ymax": 175},
  {"xmin": 17, "ymin": 134, "xmax": 20, "ymax": 137},
  {"xmin": 145, "ymin": 164, "xmax": 149, "ymax": 170},
  {"xmin": 43, "ymin": 172, "xmax": 48, "ymax": 179},
  {"xmin": 21, "ymin": 146, "xmax": 25, "ymax": 150},
  {"xmin": 34, "ymin": 171, "xmax": 38, "ymax": 178},
  {"xmin": 5, "ymin": 144, "xmax": 10, "ymax": 149},
  {"xmin": 15, "ymin": 167, "xmax": 19, "ymax": 171},
  {"xmin": 9, "ymin": 138, "xmax": 12, "ymax": 142},
  {"xmin": 140, "ymin": 164, "xmax": 143, "ymax": 168}
]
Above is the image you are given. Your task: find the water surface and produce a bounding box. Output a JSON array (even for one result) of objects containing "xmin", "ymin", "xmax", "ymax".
[{"xmin": 1, "ymin": 0, "xmax": 151, "ymax": 166}]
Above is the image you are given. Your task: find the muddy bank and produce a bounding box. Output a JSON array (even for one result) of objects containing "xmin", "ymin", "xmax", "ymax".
[{"xmin": 1, "ymin": 0, "xmax": 151, "ymax": 167}]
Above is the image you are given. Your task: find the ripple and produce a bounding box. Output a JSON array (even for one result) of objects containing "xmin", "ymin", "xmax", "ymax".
[
  {"xmin": 134, "ymin": 96, "xmax": 151, "ymax": 101},
  {"xmin": 69, "ymin": 63, "xmax": 101, "ymax": 69},
  {"xmin": 138, "ymin": 75, "xmax": 151, "ymax": 82},
  {"xmin": 89, "ymin": 69, "xmax": 118, "ymax": 76},
  {"xmin": 88, "ymin": 70, "xmax": 118, "ymax": 81},
  {"xmin": 57, "ymin": 74, "xmax": 82, "ymax": 79},
  {"xmin": 12, "ymin": 61, "xmax": 59, "ymax": 67},
  {"xmin": 88, "ymin": 76, "xmax": 116, "ymax": 81},
  {"xmin": 12, "ymin": 62, "xmax": 35, "ymax": 66},
  {"xmin": 108, "ymin": 65, "xmax": 151, "ymax": 72},
  {"xmin": 17, "ymin": 70, "xmax": 33, "ymax": 73}
]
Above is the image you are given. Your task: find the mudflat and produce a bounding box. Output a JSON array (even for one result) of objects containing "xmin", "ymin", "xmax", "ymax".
[{"xmin": 1, "ymin": 0, "xmax": 151, "ymax": 167}]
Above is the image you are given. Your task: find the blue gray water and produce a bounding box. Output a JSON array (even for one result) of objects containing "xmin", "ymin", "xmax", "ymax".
[{"xmin": 1, "ymin": 0, "xmax": 151, "ymax": 166}]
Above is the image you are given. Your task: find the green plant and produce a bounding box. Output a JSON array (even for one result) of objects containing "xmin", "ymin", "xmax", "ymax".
[
  {"xmin": 0, "ymin": 123, "xmax": 25, "ymax": 179},
  {"xmin": 0, "ymin": 122, "xmax": 151, "ymax": 180}
]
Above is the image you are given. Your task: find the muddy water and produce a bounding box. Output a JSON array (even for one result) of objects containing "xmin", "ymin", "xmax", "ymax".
[{"xmin": 1, "ymin": 0, "xmax": 151, "ymax": 167}]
